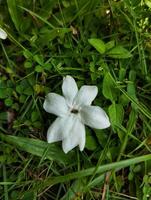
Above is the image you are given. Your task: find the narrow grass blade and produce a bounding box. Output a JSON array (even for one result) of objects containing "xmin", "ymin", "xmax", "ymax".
[
  {"xmin": 38, "ymin": 154, "xmax": 151, "ymax": 190},
  {"xmin": 19, "ymin": 6, "xmax": 55, "ymax": 29}
]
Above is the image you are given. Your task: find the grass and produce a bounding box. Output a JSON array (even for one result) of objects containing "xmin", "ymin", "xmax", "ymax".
[{"xmin": 0, "ymin": 0, "xmax": 151, "ymax": 199}]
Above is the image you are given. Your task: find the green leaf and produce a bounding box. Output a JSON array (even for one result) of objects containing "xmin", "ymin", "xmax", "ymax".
[
  {"xmin": 4, "ymin": 98, "xmax": 13, "ymax": 107},
  {"xmin": 24, "ymin": 61, "xmax": 32, "ymax": 69},
  {"xmin": 120, "ymin": 88, "xmax": 151, "ymax": 120},
  {"xmin": 0, "ymin": 88, "xmax": 8, "ymax": 99},
  {"xmin": 105, "ymin": 40, "xmax": 115, "ymax": 51},
  {"xmin": 0, "ymin": 112, "xmax": 7, "ymax": 121},
  {"xmin": 61, "ymin": 180, "xmax": 85, "ymax": 200},
  {"xmin": 145, "ymin": 0, "xmax": 151, "ymax": 8},
  {"xmin": 108, "ymin": 103, "xmax": 124, "ymax": 127},
  {"xmin": 127, "ymin": 82, "xmax": 137, "ymax": 100},
  {"xmin": 119, "ymin": 68, "xmax": 126, "ymax": 81},
  {"xmin": 102, "ymin": 73, "xmax": 117, "ymax": 101},
  {"xmin": 31, "ymin": 111, "xmax": 39, "ymax": 122},
  {"xmin": 38, "ymin": 154, "xmax": 151, "ymax": 190},
  {"xmin": 23, "ymin": 50, "xmax": 32, "ymax": 59},
  {"xmin": 7, "ymin": 0, "xmax": 22, "ymax": 31},
  {"xmin": 88, "ymin": 38, "xmax": 106, "ymax": 54},
  {"xmin": 23, "ymin": 87, "xmax": 33, "ymax": 95},
  {"xmin": 108, "ymin": 103, "xmax": 125, "ymax": 141},
  {"xmin": 107, "ymin": 46, "xmax": 132, "ymax": 59},
  {"xmin": 21, "ymin": 191, "xmax": 35, "ymax": 200},
  {"xmin": 85, "ymin": 129, "xmax": 97, "ymax": 150},
  {"xmin": 33, "ymin": 55, "xmax": 44, "ymax": 65},
  {"xmin": 0, "ymin": 133, "xmax": 74, "ymax": 164},
  {"xmin": 35, "ymin": 65, "xmax": 43, "ymax": 72}
]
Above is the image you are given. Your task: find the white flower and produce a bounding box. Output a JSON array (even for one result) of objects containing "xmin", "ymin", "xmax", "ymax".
[
  {"xmin": 0, "ymin": 28, "xmax": 7, "ymax": 40},
  {"xmin": 43, "ymin": 75, "xmax": 110, "ymax": 153}
]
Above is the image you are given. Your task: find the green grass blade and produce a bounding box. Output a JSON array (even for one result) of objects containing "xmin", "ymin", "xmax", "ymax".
[
  {"xmin": 119, "ymin": 88, "xmax": 151, "ymax": 120},
  {"xmin": 19, "ymin": 6, "xmax": 55, "ymax": 29},
  {"xmin": 38, "ymin": 154, "xmax": 151, "ymax": 190},
  {"xmin": 7, "ymin": 0, "xmax": 21, "ymax": 31},
  {"xmin": 0, "ymin": 133, "xmax": 74, "ymax": 164}
]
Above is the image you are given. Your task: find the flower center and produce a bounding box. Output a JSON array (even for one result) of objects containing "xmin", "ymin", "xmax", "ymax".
[{"xmin": 70, "ymin": 108, "xmax": 79, "ymax": 114}]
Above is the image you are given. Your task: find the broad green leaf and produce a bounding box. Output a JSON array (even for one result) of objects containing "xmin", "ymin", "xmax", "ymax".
[
  {"xmin": 0, "ymin": 133, "xmax": 74, "ymax": 164},
  {"xmin": 129, "ymin": 70, "xmax": 136, "ymax": 82},
  {"xmin": 119, "ymin": 94, "xmax": 130, "ymax": 106},
  {"xmin": 33, "ymin": 55, "xmax": 44, "ymax": 65},
  {"xmin": 127, "ymin": 82, "xmax": 137, "ymax": 100},
  {"xmin": 61, "ymin": 180, "xmax": 85, "ymax": 200},
  {"xmin": 107, "ymin": 46, "xmax": 132, "ymax": 59},
  {"xmin": 108, "ymin": 103, "xmax": 124, "ymax": 141},
  {"xmin": 119, "ymin": 68, "xmax": 126, "ymax": 81},
  {"xmin": 0, "ymin": 112, "xmax": 7, "ymax": 121},
  {"xmin": 105, "ymin": 40, "xmax": 115, "ymax": 51},
  {"xmin": 24, "ymin": 61, "xmax": 32, "ymax": 69},
  {"xmin": 0, "ymin": 88, "xmax": 8, "ymax": 99},
  {"xmin": 35, "ymin": 65, "xmax": 43, "ymax": 73},
  {"xmin": 5, "ymin": 98, "xmax": 13, "ymax": 107},
  {"xmin": 7, "ymin": 0, "xmax": 22, "ymax": 31},
  {"xmin": 85, "ymin": 129, "xmax": 97, "ymax": 150},
  {"xmin": 88, "ymin": 38, "xmax": 106, "ymax": 54},
  {"xmin": 23, "ymin": 87, "xmax": 33, "ymax": 95},
  {"xmin": 145, "ymin": 0, "xmax": 151, "ymax": 8},
  {"xmin": 22, "ymin": 191, "xmax": 35, "ymax": 200},
  {"xmin": 102, "ymin": 73, "xmax": 117, "ymax": 101},
  {"xmin": 31, "ymin": 111, "xmax": 39, "ymax": 122},
  {"xmin": 108, "ymin": 103, "xmax": 124, "ymax": 127},
  {"xmin": 37, "ymin": 27, "xmax": 71, "ymax": 46}
]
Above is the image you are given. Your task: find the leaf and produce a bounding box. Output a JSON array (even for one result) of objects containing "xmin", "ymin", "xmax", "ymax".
[
  {"xmin": 102, "ymin": 73, "xmax": 117, "ymax": 101},
  {"xmin": 0, "ymin": 133, "xmax": 74, "ymax": 164},
  {"xmin": 0, "ymin": 112, "xmax": 7, "ymax": 121},
  {"xmin": 85, "ymin": 129, "xmax": 97, "ymax": 150},
  {"xmin": 127, "ymin": 82, "xmax": 137, "ymax": 100},
  {"xmin": 105, "ymin": 40, "xmax": 115, "ymax": 51},
  {"xmin": 38, "ymin": 154, "xmax": 151, "ymax": 190},
  {"xmin": 33, "ymin": 55, "xmax": 44, "ymax": 65},
  {"xmin": 107, "ymin": 46, "xmax": 132, "ymax": 59},
  {"xmin": 108, "ymin": 103, "xmax": 124, "ymax": 127},
  {"xmin": 108, "ymin": 103, "xmax": 125, "ymax": 141},
  {"xmin": 145, "ymin": 0, "xmax": 151, "ymax": 8},
  {"xmin": 7, "ymin": 0, "xmax": 22, "ymax": 31},
  {"xmin": 61, "ymin": 180, "xmax": 85, "ymax": 200},
  {"xmin": 88, "ymin": 38, "xmax": 106, "ymax": 54},
  {"xmin": 120, "ymin": 88, "xmax": 151, "ymax": 120},
  {"xmin": 0, "ymin": 88, "xmax": 8, "ymax": 99},
  {"xmin": 31, "ymin": 111, "xmax": 39, "ymax": 122}
]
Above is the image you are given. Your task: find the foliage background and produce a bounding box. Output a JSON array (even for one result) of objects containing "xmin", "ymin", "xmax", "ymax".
[{"xmin": 0, "ymin": 0, "xmax": 151, "ymax": 199}]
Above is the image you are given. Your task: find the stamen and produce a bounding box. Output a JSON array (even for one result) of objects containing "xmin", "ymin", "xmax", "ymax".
[{"xmin": 71, "ymin": 109, "xmax": 79, "ymax": 114}]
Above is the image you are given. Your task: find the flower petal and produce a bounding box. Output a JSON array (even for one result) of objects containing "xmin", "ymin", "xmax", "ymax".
[
  {"xmin": 0, "ymin": 28, "xmax": 7, "ymax": 40},
  {"xmin": 61, "ymin": 114, "xmax": 76, "ymax": 138},
  {"xmin": 62, "ymin": 75, "xmax": 78, "ymax": 105},
  {"xmin": 74, "ymin": 86, "xmax": 98, "ymax": 107},
  {"xmin": 47, "ymin": 117, "xmax": 64, "ymax": 143},
  {"xmin": 80, "ymin": 105, "xmax": 110, "ymax": 129},
  {"xmin": 43, "ymin": 93, "xmax": 68, "ymax": 117},
  {"xmin": 62, "ymin": 118, "xmax": 85, "ymax": 153}
]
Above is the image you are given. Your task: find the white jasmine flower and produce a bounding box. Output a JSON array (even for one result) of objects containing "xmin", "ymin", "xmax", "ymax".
[
  {"xmin": 0, "ymin": 28, "xmax": 7, "ymax": 40},
  {"xmin": 43, "ymin": 75, "xmax": 110, "ymax": 153}
]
